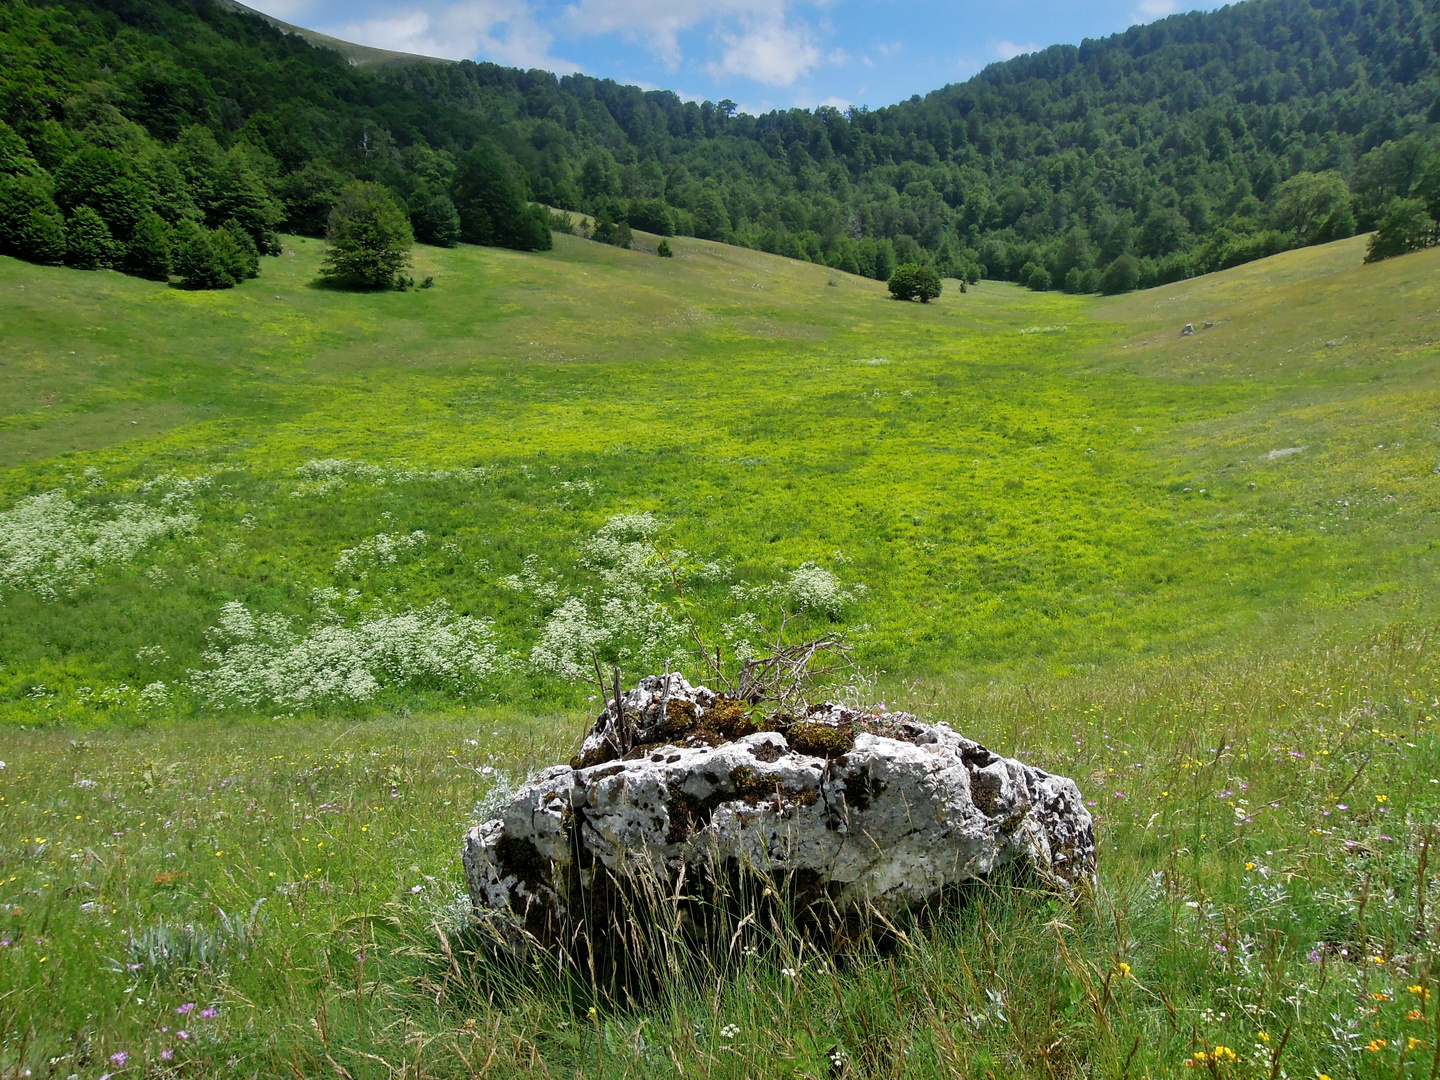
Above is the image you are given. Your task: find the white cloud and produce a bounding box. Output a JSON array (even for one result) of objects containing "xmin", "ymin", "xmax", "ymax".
[
  {"xmin": 993, "ymin": 39, "xmax": 1040, "ymax": 60},
  {"xmin": 874, "ymin": 40, "xmax": 901, "ymax": 57},
  {"xmin": 1135, "ymin": 0, "xmax": 1180, "ymax": 17},
  {"xmin": 330, "ymin": 0, "xmax": 578, "ymax": 69},
  {"xmin": 861, "ymin": 54, "xmax": 874, "ymax": 68},
  {"xmin": 708, "ymin": 16, "xmax": 821, "ymax": 85}
]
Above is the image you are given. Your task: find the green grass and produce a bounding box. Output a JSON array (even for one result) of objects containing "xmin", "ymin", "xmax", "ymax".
[{"xmin": 3, "ymin": 231, "xmax": 1440, "ymax": 1075}]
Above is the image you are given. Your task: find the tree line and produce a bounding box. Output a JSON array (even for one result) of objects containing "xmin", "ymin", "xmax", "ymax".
[{"xmin": 2, "ymin": 0, "xmax": 1440, "ymax": 291}]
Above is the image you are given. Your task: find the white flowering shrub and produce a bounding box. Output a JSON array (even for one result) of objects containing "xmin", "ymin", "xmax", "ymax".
[
  {"xmin": 784, "ymin": 562, "xmax": 864, "ymax": 617},
  {"xmin": 334, "ymin": 530, "xmax": 428, "ymax": 574},
  {"xmin": 529, "ymin": 513, "xmax": 682, "ymax": 678},
  {"xmin": 0, "ymin": 491, "xmax": 196, "ymax": 600},
  {"xmin": 194, "ymin": 600, "xmax": 509, "ymax": 708}
]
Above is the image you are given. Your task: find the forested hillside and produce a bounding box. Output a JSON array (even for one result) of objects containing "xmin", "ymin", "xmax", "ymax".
[{"xmin": 2, "ymin": 0, "xmax": 1440, "ymax": 290}]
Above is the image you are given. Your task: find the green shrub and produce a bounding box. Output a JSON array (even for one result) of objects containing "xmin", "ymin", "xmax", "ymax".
[
  {"xmin": 657, "ymin": 239, "xmax": 673, "ymax": 257},
  {"xmin": 172, "ymin": 220, "xmax": 235, "ymax": 290},
  {"xmin": 1365, "ymin": 198, "xmax": 1435, "ymax": 263},
  {"xmin": 0, "ymin": 119, "xmax": 40, "ymax": 176},
  {"xmin": 1027, "ymin": 265, "xmax": 1051, "ymax": 291},
  {"xmin": 319, "ymin": 182, "xmax": 413, "ymax": 289},
  {"xmin": 626, "ymin": 198, "xmax": 674, "ymax": 236},
  {"xmin": 1100, "ymin": 254, "xmax": 1140, "ymax": 295},
  {"xmin": 65, "ymin": 205, "xmax": 117, "ymax": 270},
  {"xmin": 408, "ymin": 187, "xmax": 461, "ymax": 248},
  {"xmin": 0, "ymin": 173, "xmax": 66, "ymax": 264},
  {"xmin": 888, "ymin": 262, "xmax": 942, "ymax": 302},
  {"xmin": 125, "ymin": 211, "xmax": 173, "ymax": 280},
  {"xmin": 217, "ymin": 220, "xmax": 260, "ymax": 281}
]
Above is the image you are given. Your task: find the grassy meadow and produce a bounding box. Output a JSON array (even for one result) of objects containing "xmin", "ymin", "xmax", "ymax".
[{"xmin": 2, "ymin": 229, "xmax": 1440, "ymax": 1076}]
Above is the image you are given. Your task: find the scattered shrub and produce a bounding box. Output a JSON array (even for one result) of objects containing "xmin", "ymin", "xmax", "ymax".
[
  {"xmin": 1100, "ymin": 253, "xmax": 1140, "ymax": 295},
  {"xmin": 125, "ymin": 210, "xmax": 173, "ymax": 280},
  {"xmin": 657, "ymin": 239, "xmax": 673, "ymax": 257},
  {"xmin": 319, "ymin": 182, "xmax": 413, "ymax": 289},
  {"xmin": 172, "ymin": 220, "xmax": 234, "ymax": 290},
  {"xmin": 1027, "ymin": 265, "xmax": 1052, "ymax": 291},
  {"xmin": 1365, "ymin": 197, "xmax": 1435, "ymax": 263},
  {"xmin": 888, "ymin": 262, "xmax": 942, "ymax": 302}
]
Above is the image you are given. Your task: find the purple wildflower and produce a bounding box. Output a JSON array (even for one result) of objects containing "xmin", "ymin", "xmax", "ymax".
[
  {"xmin": 1308, "ymin": 949, "xmax": 1322, "ymax": 962},
  {"xmin": 109, "ymin": 1051, "xmax": 129, "ymax": 1067},
  {"xmin": 176, "ymin": 1003, "xmax": 195, "ymax": 1015},
  {"xmin": 160, "ymin": 1049, "xmax": 174, "ymax": 1062},
  {"xmin": 177, "ymin": 1030, "xmax": 189, "ymax": 1040},
  {"xmin": 199, "ymin": 1007, "xmax": 217, "ymax": 1020}
]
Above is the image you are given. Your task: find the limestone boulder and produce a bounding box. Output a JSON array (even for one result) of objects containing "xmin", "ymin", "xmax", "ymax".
[{"xmin": 463, "ymin": 675, "xmax": 1094, "ymax": 940}]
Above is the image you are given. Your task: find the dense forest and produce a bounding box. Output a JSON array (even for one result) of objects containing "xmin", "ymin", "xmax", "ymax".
[{"xmin": 2, "ymin": 0, "xmax": 1440, "ymax": 290}]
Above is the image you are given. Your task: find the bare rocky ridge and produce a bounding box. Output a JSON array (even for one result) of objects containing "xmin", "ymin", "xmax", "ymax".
[{"xmin": 463, "ymin": 675, "xmax": 1095, "ymax": 942}]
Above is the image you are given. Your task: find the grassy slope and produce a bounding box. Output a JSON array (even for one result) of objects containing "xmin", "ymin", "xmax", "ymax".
[
  {"xmin": 1, "ymin": 234, "xmax": 1440, "ymax": 1075},
  {"xmin": 1, "ymin": 232, "xmax": 1436, "ymax": 725}
]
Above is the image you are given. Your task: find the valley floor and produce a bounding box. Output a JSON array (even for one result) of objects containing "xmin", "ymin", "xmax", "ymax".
[{"xmin": 1, "ymin": 232, "xmax": 1439, "ymax": 1076}]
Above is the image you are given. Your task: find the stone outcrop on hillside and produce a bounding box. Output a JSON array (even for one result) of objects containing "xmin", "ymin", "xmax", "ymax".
[{"xmin": 463, "ymin": 675, "xmax": 1095, "ymax": 942}]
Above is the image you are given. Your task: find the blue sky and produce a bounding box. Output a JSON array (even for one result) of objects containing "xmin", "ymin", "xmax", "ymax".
[{"xmin": 251, "ymin": 0, "xmax": 1227, "ymax": 112}]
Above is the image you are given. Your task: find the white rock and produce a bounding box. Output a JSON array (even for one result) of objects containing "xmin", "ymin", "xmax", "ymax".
[{"xmin": 463, "ymin": 676, "xmax": 1095, "ymax": 940}]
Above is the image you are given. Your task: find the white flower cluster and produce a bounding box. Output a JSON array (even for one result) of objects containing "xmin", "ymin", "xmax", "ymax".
[
  {"xmin": 334, "ymin": 530, "xmax": 428, "ymax": 574},
  {"xmin": 290, "ymin": 458, "xmax": 489, "ymax": 499},
  {"xmin": 529, "ymin": 513, "xmax": 681, "ymax": 678},
  {"xmin": 0, "ymin": 491, "xmax": 196, "ymax": 600},
  {"xmin": 194, "ymin": 600, "xmax": 508, "ymax": 707},
  {"xmin": 730, "ymin": 561, "xmax": 862, "ymax": 618}
]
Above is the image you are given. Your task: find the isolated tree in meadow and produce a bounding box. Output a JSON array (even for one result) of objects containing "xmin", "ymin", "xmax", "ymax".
[
  {"xmin": 1027, "ymin": 265, "xmax": 1052, "ymax": 291},
  {"xmin": 888, "ymin": 262, "xmax": 941, "ymax": 302},
  {"xmin": 657, "ymin": 239, "xmax": 673, "ymax": 257},
  {"xmin": 319, "ymin": 182, "xmax": 413, "ymax": 289},
  {"xmin": 1365, "ymin": 198, "xmax": 1435, "ymax": 263}
]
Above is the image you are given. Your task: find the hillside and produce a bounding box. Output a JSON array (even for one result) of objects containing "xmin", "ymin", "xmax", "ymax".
[
  {"xmin": 3, "ymin": 0, "xmax": 1440, "ymax": 290},
  {"xmin": 2, "ymin": 231, "xmax": 1440, "ymax": 1074}
]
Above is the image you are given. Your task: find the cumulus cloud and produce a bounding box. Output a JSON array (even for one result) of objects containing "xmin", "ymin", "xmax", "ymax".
[
  {"xmin": 566, "ymin": 0, "xmax": 828, "ymax": 85},
  {"xmin": 1135, "ymin": 0, "xmax": 1181, "ymax": 17},
  {"xmin": 993, "ymin": 39, "xmax": 1040, "ymax": 60},
  {"xmin": 331, "ymin": 0, "xmax": 578, "ymax": 69},
  {"xmin": 709, "ymin": 16, "xmax": 821, "ymax": 85}
]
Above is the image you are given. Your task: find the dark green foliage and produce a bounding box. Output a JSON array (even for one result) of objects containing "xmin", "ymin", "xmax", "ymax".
[
  {"xmin": 1027, "ymin": 265, "xmax": 1052, "ymax": 291},
  {"xmin": 172, "ymin": 219, "xmax": 234, "ymax": 290},
  {"xmin": 407, "ymin": 185, "xmax": 460, "ymax": 247},
  {"xmin": 1269, "ymin": 172, "xmax": 1355, "ymax": 245},
  {"xmin": 627, "ymin": 198, "xmax": 673, "ymax": 236},
  {"xmin": 277, "ymin": 161, "xmax": 347, "ymax": 237},
  {"xmin": 657, "ymin": 239, "xmax": 673, "ymax": 257},
  {"xmin": 319, "ymin": 181, "xmax": 413, "ymax": 288},
  {"xmin": 1365, "ymin": 198, "xmax": 1436, "ymax": 262},
  {"xmin": 1100, "ymin": 254, "xmax": 1140, "ymax": 295},
  {"xmin": 451, "ymin": 144, "xmax": 550, "ymax": 252},
  {"xmin": 219, "ymin": 219, "xmax": 260, "ymax": 280},
  {"xmin": 0, "ymin": 119, "xmax": 39, "ymax": 175},
  {"xmin": 125, "ymin": 210, "xmax": 173, "ymax": 280},
  {"xmin": 888, "ymin": 262, "xmax": 941, "ymax": 302},
  {"xmin": 0, "ymin": 172, "xmax": 65, "ymax": 263},
  {"xmin": 1, "ymin": 0, "xmax": 1440, "ymax": 289},
  {"xmin": 64, "ymin": 205, "xmax": 116, "ymax": 269}
]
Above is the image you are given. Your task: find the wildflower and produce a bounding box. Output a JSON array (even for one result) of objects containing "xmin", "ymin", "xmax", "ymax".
[
  {"xmin": 177, "ymin": 1030, "xmax": 189, "ymax": 1040},
  {"xmin": 176, "ymin": 1003, "xmax": 194, "ymax": 1015},
  {"xmin": 199, "ymin": 1007, "xmax": 217, "ymax": 1020},
  {"xmin": 109, "ymin": 1051, "xmax": 128, "ymax": 1067},
  {"xmin": 781, "ymin": 967, "xmax": 798, "ymax": 978},
  {"xmin": 1366, "ymin": 1038, "xmax": 1388, "ymax": 1052},
  {"xmin": 719, "ymin": 1023, "xmax": 740, "ymax": 1040},
  {"xmin": 1307, "ymin": 949, "xmax": 1322, "ymax": 962},
  {"xmin": 1409, "ymin": 1010, "xmax": 1424, "ymax": 1020},
  {"xmin": 1411, "ymin": 1037, "xmax": 1427, "ymax": 1050},
  {"xmin": 1117, "ymin": 962, "xmax": 1132, "ymax": 977},
  {"xmin": 586, "ymin": 1007, "xmax": 598, "ymax": 1022},
  {"xmin": 1257, "ymin": 1031, "xmax": 1270, "ymax": 1044},
  {"xmin": 1245, "ymin": 861, "xmax": 1255, "ymax": 871},
  {"xmin": 1372, "ymin": 992, "xmax": 1390, "ymax": 1001},
  {"xmin": 1409, "ymin": 985, "xmax": 1430, "ymax": 998},
  {"xmin": 1371, "ymin": 955, "xmax": 1386, "ymax": 964},
  {"xmin": 1377, "ymin": 794, "xmax": 1389, "ymax": 803},
  {"xmin": 160, "ymin": 1049, "xmax": 174, "ymax": 1061}
]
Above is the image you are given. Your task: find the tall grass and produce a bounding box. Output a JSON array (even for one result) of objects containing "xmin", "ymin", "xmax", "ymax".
[{"xmin": 2, "ymin": 618, "xmax": 1437, "ymax": 1076}]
